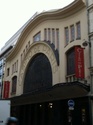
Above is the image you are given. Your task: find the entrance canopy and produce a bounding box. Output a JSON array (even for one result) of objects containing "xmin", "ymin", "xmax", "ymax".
[{"xmin": 11, "ymin": 81, "xmax": 90, "ymax": 106}]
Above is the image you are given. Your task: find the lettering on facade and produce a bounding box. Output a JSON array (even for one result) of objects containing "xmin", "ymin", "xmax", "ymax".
[
  {"xmin": 75, "ymin": 47, "xmax": 84, "ymax": 79},
  {"xmin": 77, "ymin": 48, "xmax": 82, "ymax": 77},
  {"xmin": 19, "ymin": 43, "xmax": 58, "ymax": 85}
]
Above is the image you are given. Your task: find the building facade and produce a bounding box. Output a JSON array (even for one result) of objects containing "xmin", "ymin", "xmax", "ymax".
[
  {"xmin": 0, "ymin": 12, "xmax": 38, "ymax": 98},
  {"xmin": 0, "ymin": 46, "xmax": 13, "ymax": 98},
  {"xmin": 2, "ymin": 0, "xmax": 92, "ymax": 125},
  {"xmin": 86, "ymin": 0, "xmax": 93, "ymax": 124}
]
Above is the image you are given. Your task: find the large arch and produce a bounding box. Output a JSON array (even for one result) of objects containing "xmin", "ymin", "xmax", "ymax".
[
  {"xmin": 23, "ymin": 53, "xmax": 52, "ymax": 93},
  {"xmin": 18, "ymin": 42, "xmax": 59, "ymax": 95}
]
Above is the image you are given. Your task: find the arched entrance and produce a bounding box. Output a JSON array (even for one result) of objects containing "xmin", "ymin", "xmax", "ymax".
[{"xmin": 23, "ymin": 53, "xmax": 52, "ymax": 93}]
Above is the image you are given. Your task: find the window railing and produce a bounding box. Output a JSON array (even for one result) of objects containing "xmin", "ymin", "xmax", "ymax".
[{"xmin": 66, "ymin": 74, "xmax": 78, "ymax": 82}]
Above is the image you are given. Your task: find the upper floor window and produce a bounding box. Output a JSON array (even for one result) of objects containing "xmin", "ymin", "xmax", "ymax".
[
  {"xmin": 16, "ymin": 60, "xmax": 18, "ymax": 72},
  {"xmin": 48, "ymin": 28, "xmax": 51, "ymax": 41},
  {"xmin": 28, "ymin": 41, "xmax": 30, "ymax": 47},
  {"xmin": 2, "ymin": 59, "xmax": 4, "ymax": 64},
  {"xmin": 89, "ymin": 8, "xmax": 93, "ymax": 33},
  {"xmin": 56, "ymin": 29, "xmax": 59, "ymax": 50},
  {"xmin": 44, "ymin": 28, "xmax": 59, "ymax": 50},
  {"xmin": 12, "ymin": 64, "xmax": 14, "ymax": 74},
  {"xmin": 67, "ymin": 48, "xmax": 75, "ymax": 75},
  {"xmin": 70, "ymin": 25, "xmax": 75, "ymax": 41},
  {"xmin": 12, "ymin": 60, "xmax": 18, "ymax": 74},
  {"xmin": 11, "ymin": 76, "xmax": 17, "ymax": 94},
  {"xmin": 0, "ymin": 59, "xmax": 4, "ymax": 66},
  {"xmin": 7, "ymin": 68, "xmax": 10, "ymax": 76},
  {"xmin": 52, "ymin": 28, "xmax": 55, "ymax": 44},
  {"xmin": 21, "ymin": 53, "xmax": 23, "ymax": 62},
  {"xmin": 76, "ymin": 22, "xmax": 81, "ymax": 39},
  {"xmin": 26, "ymin": 45, "xmax": 28, "ymax": 52},
  {"xmin": 0, "ymin": 68, "xmax": 2, "ymax": 76},
  {"xmin": 33, "ymin": 32, "xmax": 41, "ymax": 42},
  {"xmin": 0, "ymin": 61, "xmax": 1, "ymax": 66},
  {"xmin": 65, "ymin": 27, "xmax": 69, "ymax": 45},
  {"xmin": 44, "ymin": 29, "xmax": 47, "ymax": 41},
  {"xmin": 23, "ymin": 49, "xmax": 25, "ymax": 59}
]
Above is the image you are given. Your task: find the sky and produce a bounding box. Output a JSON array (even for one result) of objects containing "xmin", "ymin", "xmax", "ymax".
[{"xmin": 0, "ymin": 0, "xmax": 74, "ymax": 50}]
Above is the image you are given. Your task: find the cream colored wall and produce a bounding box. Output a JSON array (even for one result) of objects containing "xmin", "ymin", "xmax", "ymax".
[
  {"xmin": 59, "ymin": 8, "xmax": 89, "ymax": 83},
  {"xmin": 4, "ymin": 6, "xmax": 89, "ymax": 97},
  {"xmin": 17, "ymin": 42, "xmax": 59, "ymax": 95}
]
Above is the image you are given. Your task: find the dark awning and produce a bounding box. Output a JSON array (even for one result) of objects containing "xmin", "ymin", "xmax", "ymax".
[{"xmin": 11, "ymin": 81, "xmax": 90, "ymax": 106}]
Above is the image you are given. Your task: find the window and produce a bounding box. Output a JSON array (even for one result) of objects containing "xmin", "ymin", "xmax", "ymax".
[
  {"xmin": 70, "ymin": 25, "xmax": 75, "ymax": 41},
  {"xmin": 89, "ymin": 8, "xmax": 93, "ymax": 33},
  {"xmin": 33, "ymin": 32, "xmax": 41, "ymax": 42},
  {"xmin": 23, "ymin": 49, "xmax": 25, "ymax": 59},
  {"xmin": 26, "ymin": 45, "xmax": 28, "ymax": 52},
  {"xmin": 0, "ymin": 61, "xmax": 1, "ymax": 66},
  {"xmin": 44, "ymin": 28, "xmax": 59, "ymax": 48},
  {"xmin": 65, "ymin": 27, "xmax": 69, "ymax": 44},
  {"xmin": 67, "ymin": 48, "xmax": 75, "ymax": 75},
  {"xmin": 48, "ymin": 28, "xmax": 51, "ymax": 41},
  {"xmin": 3, "ymin": 66, "xmax": 5, "ymax": 74},
  {"xmin": 28, "ymin": 41, "xmax": 30, "ymax": 47},
  {"xmin": 7, "ymin": 68, "xmax": 10, "ymax": 76},
  {"xmin": 44, "ymin": 29, "xmax": 47, "ymax": 41},
  {"xmin": 12, "ymin": 66, "xmax": 13, "ymax": 74},
  {"xmin": 16, "ymin": 60, "xmax": 18, "ymax": 72},
  {"xmin": 76, "ymin": 22, "xmax": 81, "ymax": 39},
  {"xmin": 52, "ymin": 28, "xmax": 55, "ymax": 44},
  {"xmin": 21, "ymin": 53, "xmax": 23, "ymax": 62},
  {"xmin": 56, "ymin": 29, "xmax": 59, "ymax": 49},
  {"xmin": 0, "ymin": 68, "xmax": 2, "ymax": 76},
  {"xmin": 14, "ymin": 62, "xmax": 16, "ymax": 73},
  {"xmin": 12, "ymin": 76, "xmax": 17, "ymax": 93},
  {"xmin": 12, "ymin": 60, "xmax": 18, "ymax": 74}
]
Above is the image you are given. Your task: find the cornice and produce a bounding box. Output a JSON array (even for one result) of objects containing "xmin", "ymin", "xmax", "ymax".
[{"xmin": 7, "ymin": 0, "xmax": 86, "ymax": 60}]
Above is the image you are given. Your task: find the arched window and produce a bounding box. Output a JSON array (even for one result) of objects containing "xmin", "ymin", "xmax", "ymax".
[
  {"xmin": 12, "ymin": 76, "xmax": 17, "ymax": 93},
  {"xmin": 33, "ymin": 32, "xmax": 41, "ymax": 42},
  {"xmin": 24, "ymin": 53, "xmax": 52, "ymax": 93},
  {"xmin": 66, "ymin": 46, "xmax": 84, "ymax": 79},
  {"xmin": 67, "ymin": 48, "xmax": 75, "ymax": 75}
]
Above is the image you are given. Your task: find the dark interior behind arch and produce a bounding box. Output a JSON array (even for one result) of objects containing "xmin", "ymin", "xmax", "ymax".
[{"xmin": 24, "ymin": 53, "xmax": 52, "ymax": 93}]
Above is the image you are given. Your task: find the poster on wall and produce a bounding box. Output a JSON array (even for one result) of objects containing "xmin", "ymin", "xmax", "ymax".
[
  {"xmin": 3, "ymin": 81, "xmax": 10, "ymax": 99},
  {"xmin": 75, "ymin": 47, "xmax": 84, "ymax": 79}
]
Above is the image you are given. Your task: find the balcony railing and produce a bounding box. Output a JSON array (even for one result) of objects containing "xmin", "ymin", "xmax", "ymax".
[{"xmin": 66, "ymin": 74, "xmax": 78, "ymax": 82}]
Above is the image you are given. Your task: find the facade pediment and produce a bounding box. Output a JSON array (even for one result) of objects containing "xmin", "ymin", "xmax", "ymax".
[{"xmin": 7, "ymin": 0, "xmax": 86, "ymax": 60}]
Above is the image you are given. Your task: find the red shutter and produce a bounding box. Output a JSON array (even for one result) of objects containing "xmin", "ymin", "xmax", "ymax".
[
  {"xmin": 3, "ymin": 81, "xmax": 10, "ymax": 99},
  {"xmin": 75, "ymin": 47, "xmax": 84, "ymax": 79}
]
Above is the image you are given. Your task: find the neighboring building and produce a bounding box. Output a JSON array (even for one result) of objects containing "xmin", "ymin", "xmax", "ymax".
[
  {"xmin": 2, "ymin": 0, "xmax": 92, "ymax": 125},
  {"xmin": 0, "ymin": 12, "xmax": 38, "ymax": 55},
  {"xmin": 0, "ymin": 12, "xmax": 38, "ymax": 98},
  {"xmin": 0, "ymin": 46, "xmax": 13, "ymax": 98},
  {"xmin": 86, "ymin": 0, "xmax": 93, "ymax": 124}
]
